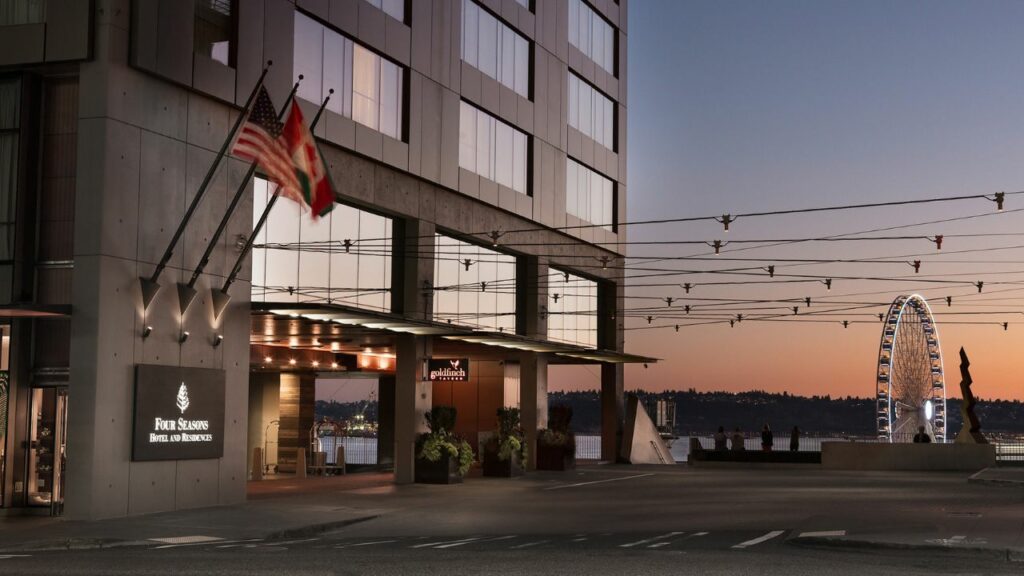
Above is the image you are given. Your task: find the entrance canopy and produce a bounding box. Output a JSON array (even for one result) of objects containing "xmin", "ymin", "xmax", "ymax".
[{"xmin": 251, "ymin": 302, "xmax": 657, "ymax": 367}]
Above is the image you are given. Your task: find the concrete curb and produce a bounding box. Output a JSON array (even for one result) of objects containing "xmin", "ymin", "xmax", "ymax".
[
  {"xmin": 789, "ymin": 536, "xmax": 1023, "ymax": 563},
  {"xmin": 967, "ymin": 469, "xmax": 1024, "ymax": 488},
  {"xmin": 263, "ymin": 514, "xmax": 379, "ymax": 540}
]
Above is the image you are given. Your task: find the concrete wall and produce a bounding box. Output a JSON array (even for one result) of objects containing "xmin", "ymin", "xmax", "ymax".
[
  {"xmin": 65, "ymin": 0, "xmax": 253, "ymax": 520},
  {"xmin": 821, "ymin": 442, "xmax": 996, "ymax": 471}
]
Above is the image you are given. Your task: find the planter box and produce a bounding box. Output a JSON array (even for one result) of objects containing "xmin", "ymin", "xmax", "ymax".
[
  {"xmin": 482, "ymin": 445, "xmax": 524, "ymax": 477},
  {"xmin": 536, "ymin": 442, "xmax": 576, "ymax": 471},
  {"xmin": 415, "ymin": 454, "xmax": 463, "ymax": 484}
]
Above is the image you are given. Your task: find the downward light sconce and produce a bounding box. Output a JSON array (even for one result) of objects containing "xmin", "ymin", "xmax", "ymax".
[
  {"xmin": 142, "ymin": 325, "xmax": 153, "ymax": 339},
  {"xmin": 179, "ymin": 331, "xmax": 190, "ymax": 343},
  {"xmin": 212, "ymin": 333, "xmax": 224, "ymax": 348}
]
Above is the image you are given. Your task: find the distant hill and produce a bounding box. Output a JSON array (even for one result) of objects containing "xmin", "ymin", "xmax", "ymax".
[{"xmin": 316, "ymin": 390, "xmax": 1023, "ymax": 437}]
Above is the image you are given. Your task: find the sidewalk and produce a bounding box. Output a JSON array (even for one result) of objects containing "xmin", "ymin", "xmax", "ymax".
[{"xmin": 0, "ymin": 473, "xmax": 397, "ymax": 552}]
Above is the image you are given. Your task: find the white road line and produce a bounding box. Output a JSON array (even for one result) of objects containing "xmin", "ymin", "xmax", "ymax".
[
  {"xmin": 621, "ymin": 532, "xmax": 684, "ymax": 548},
  {"xmin": 798, "ymin": 530, "xmax": 846, "ymax": 538},
  {"xmin": 648, "ymin": 542, "xmax": 671, "ymax": 549},
  {"xmin": 544, "ymin": 473, "xmax": 656, "ymax": 490},
  {"xmin": 268, "ymin": 538, "xmax": 320, "ymax": 546},
  {"xmin": 342, "ymin": 540, "xmax": 399, "ymax": 548},
  {"xmin": 572, "ymin": 538, "xmax": 588, "ymax": 542},
  {"xmin": 0, "ymin": 555, "xmax": 32, "ymax": 560},
  {"xmin": 411, "ymin": 537, "xmax": 481, "ymax": 549},
  {"xmin": 215, "ymin": 540, "xmax": 267, "ymax": 549},
  {"xmin": 732, "ymin": 530, "xmax": 785, "ymax": 549},
  {"xmin": 690, "ymin": 532, "xmax": 709, "ymax": 537},
  {"xmin": 434, "ymin": 537, "xmax": 488, "ymax": 549},
  {"xmin": 486, "ymin": 536, "xmax": 518, "ymax": 542},
  {"xmin": 151, "ymin": 535, "xmax": 224, "ymax": 546},
  {"xmin": 511, "ymin": 540, "xmax": 550, "ymax": 549}
]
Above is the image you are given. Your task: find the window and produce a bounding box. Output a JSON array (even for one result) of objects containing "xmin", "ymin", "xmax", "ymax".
[
  {"xmin": 194, "ymin": 0, "xmax": 235, "ymax": 67},
  {"xmin": 251, "ymin": 177, "xmax": 393, "ymax": 312},
  {"xmin": 363, "ymin": 0, "xmax": 404, "ymax": 22},
  {"xmin": 459, "ymin": 101, "xmax": 528, "ymax": 194},
  {"xmin": 568, "ymin": 72, "xmax": 614, "ymax": 150},
  {"xmin": 566, "ymin": 158, "xmax": 614, "ymax": 231},
  {"xmin": 546, "ymin": 269, "xmax": 597, "ymax": 347},
  {"xmin": 0, "ymin": 80, "xmax": 18, "ymax": 263},
  {"xmin": 294, "ymin": 12, "xmax": 404, "ymax": 140},
  {"xmin": 513, "ymin": 0, "xmax": 530, "ymax": 8},
  {"xmin": 433, "ymin": 234, "xmax": 516, "ymax": 333},
  {"xmin": 568, "ymin": 0, "xmax": 615, "ymax": 76},
  {"xmin": 461, "ymin": 0, "xmax": 530, "ymax": 98},
  {"xmin": 0, "ymin": 0, "xmax": 44, "ymax": 25}
]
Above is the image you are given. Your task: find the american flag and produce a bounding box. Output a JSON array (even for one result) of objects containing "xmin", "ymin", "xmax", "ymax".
[{"xmin": 232, "ymin": 87, "xmax": 303, "ymax": 203}]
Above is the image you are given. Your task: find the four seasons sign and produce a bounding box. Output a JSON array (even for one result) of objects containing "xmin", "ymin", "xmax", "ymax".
[{"xmin": 132, "ymin": 365, "xmax": 225, "ymax": 461}]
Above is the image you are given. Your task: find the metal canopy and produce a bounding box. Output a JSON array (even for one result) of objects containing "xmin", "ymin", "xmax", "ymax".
[{"xmin": 252, "ymin": 302, "xmax": 657, "ymax": 365}]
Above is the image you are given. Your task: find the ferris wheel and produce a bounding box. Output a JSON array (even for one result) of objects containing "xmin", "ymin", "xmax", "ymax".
[{"xmin": 876, "ymin": 294, "xmax": 946, "ymax": 442}]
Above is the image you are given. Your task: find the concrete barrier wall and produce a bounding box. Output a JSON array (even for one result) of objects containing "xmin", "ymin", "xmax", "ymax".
[{"xmin": 821, "ymin": 442, "xmax": 996, "ymax": 471}]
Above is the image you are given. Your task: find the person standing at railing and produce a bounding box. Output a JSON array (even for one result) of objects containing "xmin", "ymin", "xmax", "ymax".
[
  {"xmin": 714, "ymin": 426, "xmax": 728, "ymax": 451},
  {"xmin": 790, "ymin": 426, "xmax": 800, "ymax": 452},
  {"xmin": 761, "ymin": 424, "xmax": 774, "ymax": 452},
  {"xmin": 913, "ymin": 425, "xmax": 932, "ymax": 443},
  {"xmin": 731, "ymin": 427, "xmax": 745, "ymax": 451}
]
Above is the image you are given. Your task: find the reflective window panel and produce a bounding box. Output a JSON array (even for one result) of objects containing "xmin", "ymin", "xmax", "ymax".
[
  {"xmin": 546, "ymin": 269, "xmax": 597, "ymax": 348},
  {"xmin": 566, "ymin": 158, "xmax": 614, "ymax": 231},
  {"xmin": 568, "ymin": 0, "xmax": 615, "ymax": 76},
  {"xmin": 251, "ymin": 177, "xmax": 392, "ymax": 312},
  {"xmin": 194, "ymin": 0, "xmax": 235, "ymax": 66},
  {"xmin": 363, "ymin": 0, "xmax": 404, "ymax": 21},
  {"xmin": 461, "ymin": 0, "xmax": 530, "ymax": 98},
  {"xmin": 433, "ymin": 234, "xmax": 516, "ymax": 333},
  {"xmin": 294, "ymin": 11, "xmax": 404, "ymax": 140},
  {"xmin": 568, "ymin": 72, "xmax": 615, "ymax": 151},
  {"xmin": 459, "ymin": 101, "xmax": 528, "ymax": 194}
]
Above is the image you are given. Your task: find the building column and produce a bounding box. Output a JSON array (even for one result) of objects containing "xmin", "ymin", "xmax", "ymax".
[
  {"xmin": 376, "ymin": 375, "xmax": 395, "ymax": 466},
  {"xmin": 519, "ymin": 353, "xmax": 548, "ymax": 470},
  {"xmin": 392, "ymin": 218, "xmax": 435, "ymax": 484},
  {"xmin": 601, "ymin": 362, "xmax": 625, "ymax": 462},
  {"xmin": 394, "ymin": 335, "xmax": 431, "ymax": 484}
]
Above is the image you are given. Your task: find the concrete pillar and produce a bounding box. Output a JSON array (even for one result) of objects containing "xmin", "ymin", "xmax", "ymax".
[
  {"xmin": 519, "ymin": 353, "xmax": 548, "ymax": 470},
  {"xmin": 377, "ymin": 375, "xmax": 395, "ymax": 466},
  {"xmin": 601, "ymin": 363, "xmax": 625, "ymax": 462},
  {"xmin": 394, "ymin": 334, "xmax": 431, "ymax": 484}
]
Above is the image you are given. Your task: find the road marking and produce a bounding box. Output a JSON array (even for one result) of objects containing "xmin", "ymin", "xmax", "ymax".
[
  {"xmin": 621, "ymin": 532, "xmax": 684, "ymax": 548},
  {"xmin": 151, "ymin": 535, "xmax": 224, "ymax": 545},
  {"xmin": 648, "ymin": 542, "xmax": 671, "ymax": 549},
  {"xmin": 411, "ymin": 537, "xmax": 481, "ymax": 549},
  {"xmin": 486, "ymin": 535, "xmax": 518, "ymax": 542},
  {"xmin": 340, "ymin": 540, "xmax": 398, "ymax": 548},
  {"xmin": 798, "ymin": 530, "xmax": 846, "ymax": 538},
  {"xmin": 511, "ymin": 540, "xmax": 550, "ymax": 549},
  {"xmin": 434, "ymin": 537, "xmax": 489, "ymax": 549},
  {"xmin": 544, "ymin": 473, "xmax": 656, "ymax": 490},
  {"xmin": 732, "ymin": 530, "xmax": 785, "ymax": 549},
  {"xmin": 268, "ymin": 538, "xmax": 320, "ymax": 546},
  {"xmin": 0, "ymin": 555, "xmax": 32, "ymax": 560},
  {"xmin": 215, "ymin": 539, "xmax": 266, "ymax": 548},
  {"xmin": 573, "ymin": 538, "xmax": 588, "ymax": 542},
  {"xmin": 690, "ymin": 532, "xmax": 709, "ymax": 537},
  {"xmin": 951, "ymin": 535, "xmax": 966, "ymax": 542}
]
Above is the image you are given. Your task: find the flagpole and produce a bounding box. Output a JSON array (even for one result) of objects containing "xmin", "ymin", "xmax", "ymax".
[
  {"xmin": 139, "ymin": 61, "xmax": 273, "ymax": 311},
  {"xmin": 211, "ymin": 89, "xmax": 335, "ymax": 321},
  {"xmin": 177, "ymin": 77, "xmax": 304, "ymax": 316}
]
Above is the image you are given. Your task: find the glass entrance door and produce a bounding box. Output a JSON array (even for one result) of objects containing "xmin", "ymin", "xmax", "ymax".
[{"xmin": 27, "ymin": 387, "xmax": 67, "ymax": 515}]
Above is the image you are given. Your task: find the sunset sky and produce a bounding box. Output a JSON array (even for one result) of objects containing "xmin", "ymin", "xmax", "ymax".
[{"xmin": 616, "ymin": 0, "xmax": 1024, "ymax": 401}]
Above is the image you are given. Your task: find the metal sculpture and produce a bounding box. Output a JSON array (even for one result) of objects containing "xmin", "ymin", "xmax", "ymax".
[{"xmin": 955, "ymin": 347, "xmax": 987, "ymax": 444}]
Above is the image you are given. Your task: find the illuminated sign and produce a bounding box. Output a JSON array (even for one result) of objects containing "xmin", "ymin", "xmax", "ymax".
[
  {"xmin": 428, "ymin": 358, "xmax": 470, "ymax": 381},
  {"xmin": 132, "ymin": 365, "xmax": 225, "ymax": 461}
]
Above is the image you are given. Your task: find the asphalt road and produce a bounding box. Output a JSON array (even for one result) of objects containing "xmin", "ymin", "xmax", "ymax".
[{"xmin": 1, "ymin": 466, "xmax": 1021, "ymax": 574}]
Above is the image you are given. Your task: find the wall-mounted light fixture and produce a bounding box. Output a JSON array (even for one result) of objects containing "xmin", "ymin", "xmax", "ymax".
[
  {"xmin": 212, "ymin": 333, "xmax": 224, "ymax": 347},
  {"xmin": 179, "ymin": 331, "xmax": 190, "ymax": 343},
  {"xmin": 142, "ymin": 325, "xmax": 153, "ymax": 339}
]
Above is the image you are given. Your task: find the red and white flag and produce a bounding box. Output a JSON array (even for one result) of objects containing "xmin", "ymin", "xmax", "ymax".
[{"xmin": 282, "ymin": 103, "xmax": 336, "ymax": 218}]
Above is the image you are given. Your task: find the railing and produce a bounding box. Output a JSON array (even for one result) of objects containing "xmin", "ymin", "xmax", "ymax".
[
  {"xmin": 315, "ymin": 436, "xmax": 378, "ymax": 465},
  {"xmin": 575, "ymin": 435, "xmax": 602, "ymax": 459}
]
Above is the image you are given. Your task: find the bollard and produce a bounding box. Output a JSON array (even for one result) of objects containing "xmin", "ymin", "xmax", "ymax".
[
  {"xmin": 251, "ymin": 447, "xmax": 264, "ymax": 481},
  {"xmin": 335, "ymin": 445, "xmax": 346, "ymax": 475},
  {"xmin": 295, "ymin": 448, "xmax": 307, "ymax": 479}
]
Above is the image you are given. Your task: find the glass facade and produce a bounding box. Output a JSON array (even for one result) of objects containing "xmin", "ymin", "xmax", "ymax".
[
  {"xmin": 194, "ymin": 0, "xmax": 235, "ymax": 67},
  {"xmin": 0, "ymin": 0, "xmax": 45, "ymax": 25},
  {"xmin": 0, "ymin": 79, "xmax": 17, "ymax": 266},
  {"xmin": 364, "ymin": 0, "xmax": 404, "ymax": 22},
  {"xmin": 568, "ymin": 0, "xmax": 615, "ymax": 76},
  {"xmin": 433, "ymin": 234, "xmax": 516, "ymax": 333},
  {"xmin": 568, "ymin": 72, "xmax": 615, "ymax": 150},
  {"xmin": 459, "ymin": 101, "xmax": 528, "ymax": 194},
  {"xmin": 461, "ymin": 0, "xmax": 530, "ymax": 98},
  {"xmin": 566, "ymin": 158, "xmax": 614, "ymax": 231},
  {"xmin": 546, "ymin": 269, "xmax": 597, "ymax": 348},
  {"xmin": 294, "ymin": 11, "xmax": 404, "ymax": 140},
  {"xmin": 0, "ymin": 326, "xmax": 8, "ymax": 507},
  {"xmin": 251, "ymin": 177, "xmax": 392, "ymax": 312}
]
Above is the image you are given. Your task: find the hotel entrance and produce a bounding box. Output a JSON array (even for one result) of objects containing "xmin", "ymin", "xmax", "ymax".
[{"xmin": 26, "ymin": 386, "xmax": 67, "ymax": 515}]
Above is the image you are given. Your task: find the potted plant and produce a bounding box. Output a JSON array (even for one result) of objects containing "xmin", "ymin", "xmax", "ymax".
[
  {"xmin": 536, "ymin": 404, "xmax": 576, "ymax": 471},
  {"xmin": 415, "ymin": 406, "xmax": 474, "ymax": 484},
  {"xmin": 482, "ymin": 407, "xmax": 526, "ymax": 477}
]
